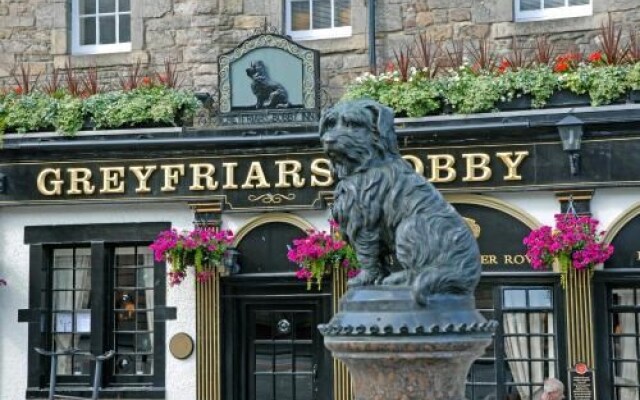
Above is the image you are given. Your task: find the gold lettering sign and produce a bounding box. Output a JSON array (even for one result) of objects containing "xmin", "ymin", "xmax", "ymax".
[{"xmin": 31, "ymin": 148, "xmax": 532, "ymax": 199}]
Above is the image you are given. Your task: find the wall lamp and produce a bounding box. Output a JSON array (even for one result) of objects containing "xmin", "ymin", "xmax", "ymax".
[{"xmin": 556, "ymin": 115, "xmax": 584, "ymax": 176}]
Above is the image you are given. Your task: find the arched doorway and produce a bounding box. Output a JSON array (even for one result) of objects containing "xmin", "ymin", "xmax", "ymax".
[{"xmin": 221, "ymin": 215, "xmax": 332, "ymax": 400}]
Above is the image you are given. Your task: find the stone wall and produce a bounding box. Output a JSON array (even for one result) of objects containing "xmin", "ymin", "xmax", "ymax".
[{"xmin": 1, "ymin": 0, "xmax": 639, "ymax": 102}]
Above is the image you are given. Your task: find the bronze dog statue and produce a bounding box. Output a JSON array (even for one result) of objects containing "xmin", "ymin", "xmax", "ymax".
[
  {"xmin": 246, "ymin": 60, "xmax": 290, "ymax": 109},
  {"xmin": 319, "ymin": 100, "xmax": 481, "ymax": 304}
]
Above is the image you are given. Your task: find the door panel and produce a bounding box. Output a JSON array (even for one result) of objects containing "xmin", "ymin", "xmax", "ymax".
[
  {"xmin": 222, "ymin": 283, "xmax": 331, "ymax": 400},
  {"xmin": 248, "ymin": 305, "xmax": 320, "ymax": 400}
]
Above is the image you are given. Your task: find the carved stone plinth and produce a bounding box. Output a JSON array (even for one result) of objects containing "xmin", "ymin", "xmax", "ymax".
[{"xmin": 319, "ymin": 287, "xmax": 496, "ymax": 400}]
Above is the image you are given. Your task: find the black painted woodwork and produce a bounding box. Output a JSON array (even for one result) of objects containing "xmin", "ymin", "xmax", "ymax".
[
  {"xmin": 236, "ymin": 222, "xmax": 306, "ymax": 274},
  {"xmin": 221, "ymin": 277, "xmax": 332, "ymax": 400},
  {"xmin": 605, "ymin": 214, "xmax": 640, "ymax": 269},
  {"xmin": 23, "ymin": 222, "xmax": 170, "ymax": 399},
  {"xmin": 453, "ymin": 204, "xmax": 537, "ymax": 273}
]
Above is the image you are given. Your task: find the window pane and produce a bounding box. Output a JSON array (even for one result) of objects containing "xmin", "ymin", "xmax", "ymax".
[
  {"xmin": 54, "ymin": 292, "xmax": 73, "ymax": 311},
  {"xmin": 115, "ymin": 247, "xmax": 136, "ymax": 267},
  {"xmin": 528, "ymin": 289, "xmax": 552, "ymax": 308},
  {"xmin": 53, "ymin": 249, "xmax": 74, "ymax": 268},
  {"xmin": 116, "ymin": 333, "xmax": 136, "ymax": 353},
  {"xmin": 138, "ymin": 248, "xmax": 154, "ymax": 267},
  {"xmin": 136, "ymin": 355, "xmax": 153, "ymax": 375},
  {"xmin": 118, "ymin": 14, "xmax": 131, "ymax": 43},
  {"xmin": 613, "ymin": 289, "xmax": 637, "ymax": 306},
  {"xmin": 312, "ymin": 0, "xmax": 332, "ymax": 29},
  {"xmin": 569, "ymin": 0, "xmax": 589, "ymax": 4},
  {"xmin": 80, "ymin": 17, "xmax": 97, "ymax": 45},
  {"xmin": 99, "ymin": 15, "xmax": 116, "ymax": 44},
  {"xmin": 295, "ymin": 375, "xmax": 313, "ymax": 400},
  {"xmin": 119, "ymin": 0, "xmax": 130, "ymax": 12},
  {"xmin": 79, "ymin": 0, "xmax": 96, "ymax": 15},
  {"xmin": 116, "ymin": 267, "xmax": 135, "ymax": 287},
  {"xmin": 613, "ymin": 313, "xmax": 637, "ymax": 334},
  {"xmin": 520, "ymin": 0, "xmax": 541, "ymax": 11},
  {"xmin": 291, "ymin": 0, "xmax": 310, "ymax": 31},
  {"xmin": 53, "ymin": 269, "xmax": 73, "ymax": 289},
  {"xmin": 274, "ymin": 346, "xmax": 292, "ymax": 372},
  {"xmin": 73, "ymin": 354, "xmax": 92, "ymax": 375},
  {"xmin": 275, "ymin": 375, "xmax": 293, "ymax": 400},
  {"xmin": 503, "ymin": 289, "xmax": 527, "ymax": 308},
  {"xmin": 334, "ymin": 0, "xmax": 350, "ymax": 27},
  {"xmin": 256, "ymin": 375, "xmax": 274, "ymax": 399},
  {"xmin": 544, "ymin": 0, "xmax": 565, "ymax": 8},
  {"xmin": 99, "ymin": 0, "xmax": 116, "ymax": 13},
  {"xmin": 138, "ymin": 268, "xmax": 154, "ymax": 287}
]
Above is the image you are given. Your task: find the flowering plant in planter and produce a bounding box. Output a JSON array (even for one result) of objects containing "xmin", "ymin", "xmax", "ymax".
[
  {"xmin": 287, "ymin": 220, "xmax": 360, "ymax": 290},
  {"xmin": 150, "ymin": 228, "xmax": 235, "ymax": 286},
  {"xmin": 523, "ymin": 214, "xmax": 614, "ymax": 286}
]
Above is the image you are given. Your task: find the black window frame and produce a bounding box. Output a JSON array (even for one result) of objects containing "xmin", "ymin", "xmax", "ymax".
[
  {"xmin": 24, "ymin": 222, "xmax": 169, "ymax": 399},
  {"xmin": 466, "ymin": 273, "xmax": 567, "ymax": 400},
  {"xmin": 594, "ymin": 269, "xmax": 640, "ymax": 400}
]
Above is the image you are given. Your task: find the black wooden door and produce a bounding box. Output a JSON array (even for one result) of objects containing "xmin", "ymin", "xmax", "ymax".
[
  {"xmin": 222, "ymin": 280, "xmax": 332, "ymax": 400},
  {"xmin": 247, "ymin": 301, "xmax": 322, "ymax": 400}
]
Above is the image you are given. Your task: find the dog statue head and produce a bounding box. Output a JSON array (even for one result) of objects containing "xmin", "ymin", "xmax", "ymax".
[
  {"xmin": 246, "ymin": 60, "xmax": 267, "ymax": 81},
  {"xmin": 319, "ymin": 100, "xmax": 400, "ymax": 179}
]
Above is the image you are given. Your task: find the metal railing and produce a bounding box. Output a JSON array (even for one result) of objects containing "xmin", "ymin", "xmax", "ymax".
[{"xmin": 34, "ymin": 347, "xmax": 115, "ymax": 400}]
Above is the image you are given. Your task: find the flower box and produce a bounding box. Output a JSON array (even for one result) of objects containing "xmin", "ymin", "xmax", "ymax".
[
  {"xmin": 545, "ymin": 90, "xmax": 591, "ymax": 108},
  {"xmin": 496, "ymin": 94, "xmax": 533, "ymax": 111}
]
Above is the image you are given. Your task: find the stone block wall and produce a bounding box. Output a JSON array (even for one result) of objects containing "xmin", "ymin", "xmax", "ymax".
[{"xmin": 0, "ymin": 0, "xmax": 639, "ymax": 103}]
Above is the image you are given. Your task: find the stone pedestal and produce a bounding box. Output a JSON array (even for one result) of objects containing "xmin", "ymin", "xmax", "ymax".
[{"xmin": 319, "ymin": 287, "xmax": 496, "ymax": 400}]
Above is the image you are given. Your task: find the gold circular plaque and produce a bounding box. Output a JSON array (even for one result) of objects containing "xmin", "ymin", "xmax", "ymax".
[{"xmin": 169, "ymin": 332, "xmax": 194, "ymax": 360}]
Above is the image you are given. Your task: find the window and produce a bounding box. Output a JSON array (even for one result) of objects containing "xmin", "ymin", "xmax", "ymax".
[
  {"xmin": 71, "ymin": 0, "xmax": 132, "ymax": 55},
  {"xmin": 466, "ymin": 283, "xmax": 563, "ymax": 400},
  {"xmin": 285, "ymin": 0, "xmax": 351, "ymax": 41},
  {"xmin": 515, "ymin": 0, "xmax": 592, "ymax": 22},
  {"xmin": 607, "ymin": 287, "xmax": 640, "ymax": 399},
  {"xmin": 23, "ymin": 223, "xmax": 169, "ymax": 397}
]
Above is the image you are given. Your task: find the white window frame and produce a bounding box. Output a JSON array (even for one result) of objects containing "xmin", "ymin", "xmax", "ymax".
[
  {"xmin": 71, "ymin": 0, "xmax": 132, "ymax": 55},
  {"xmin": 514, "ymin": 0, "xmax": 592, "ymax": 22},
  {"xmin": 285, "ymin": 0, "xmax": 352, "ymax": 41}
]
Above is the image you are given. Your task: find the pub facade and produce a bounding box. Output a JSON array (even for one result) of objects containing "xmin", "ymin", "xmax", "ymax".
[{"xmin": 2, "ymin": 1, "xmax": 640, "ymax": 399}]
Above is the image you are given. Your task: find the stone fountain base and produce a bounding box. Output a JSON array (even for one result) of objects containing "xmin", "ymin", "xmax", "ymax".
[{"xmin": 319, "ymin": 287, "xmax": 496, "ymax": 400}]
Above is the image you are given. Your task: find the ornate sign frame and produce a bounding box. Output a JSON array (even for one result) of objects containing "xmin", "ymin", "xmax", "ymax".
[{"xmin": 217, "ymin": 33, "xmax": 320, "ymax": 127}]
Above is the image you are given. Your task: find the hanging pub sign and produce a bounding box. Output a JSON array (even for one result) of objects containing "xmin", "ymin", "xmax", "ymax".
[
  {"xmin": 569, "ymin": 363, "xmax": 595, "ymax": 400},
  {"xmin": 216, "ymin": 33, "xmax": 320, "ymax": 127}
]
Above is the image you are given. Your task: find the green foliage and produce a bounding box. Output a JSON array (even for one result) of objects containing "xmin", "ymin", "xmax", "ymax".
[
  {"xmin": 500, "ymin": 66, "xmax": 559, "ymax": 108},
  {"xmin": 443, "ymin": 68, "xmax": 502, "ymax": 113},
  {"xmin": 626, "ymin": 63, "xmax": 640, "ymax": 91},
  {"xmin": 564, "ymin": 65, "xmax": 629, "ymax": 106},
  {"xmin": 84, "ymin": 86, "xmax": 200, "ymax": 129},
  {"xmin": 344, "ymin": 62, "xmax": 640, "ymax": 116},
  {"xmin": 0, "ymin": 87, "xmax": 200, "ymax": 135},
  {"xmin": 53, "ymin": 96, "xmax": 84, "ymax": 135},
  {"xmin": 3, "ymin": 93, "xmax": 56, "ymax": 133}
]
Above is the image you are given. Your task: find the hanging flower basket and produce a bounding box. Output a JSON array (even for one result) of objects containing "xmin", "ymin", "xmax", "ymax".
[
  {"xmin": 523, "ymin": 213, "xmax": 613, "ymax": 287},
  {"xmin": 150, "ymin": 228, "xmax": 235, "ymax": 286},
  {"xmin": 287, "ymin": 220, "xmax": 360, "ymax": 290}
]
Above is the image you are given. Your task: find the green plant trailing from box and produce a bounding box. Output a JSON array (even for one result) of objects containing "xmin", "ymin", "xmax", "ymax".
[
  {"xmin": 443, "ymin": 66, "xmax": 502, "ymax": 114},
  {"xmin": 84, "ymin": 86, "xmax": 199, "ymax": 129},
  {"xmin": 2, "ymin": 93, "xmax": 56, "ymax": 133},
  {"xmin": 626, "ymin": 63, "xmax": 640, "ymax": 91},
  {"xmin": 499, "ymin": 65, "xmax": 559, "ymax": 108}
]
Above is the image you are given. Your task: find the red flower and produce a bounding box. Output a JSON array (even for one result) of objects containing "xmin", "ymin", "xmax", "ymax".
[
  {"xmin": 498, "ymin": 59, "xmax": 511, "ymax": 73},
  {"xmin": 141, "ymin": 76, "xmax": 153, "ymax": 87},
  {"xmin": 13, "ymin": 86, "xmax": 23, "ymax": 95},
  {"xmin": 554, "ymin": 61, "xmax": 570, "ymax": 73},
  {"xmin": 588, "ymin": 51, "xmax": 603, "ymax": 63}
]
